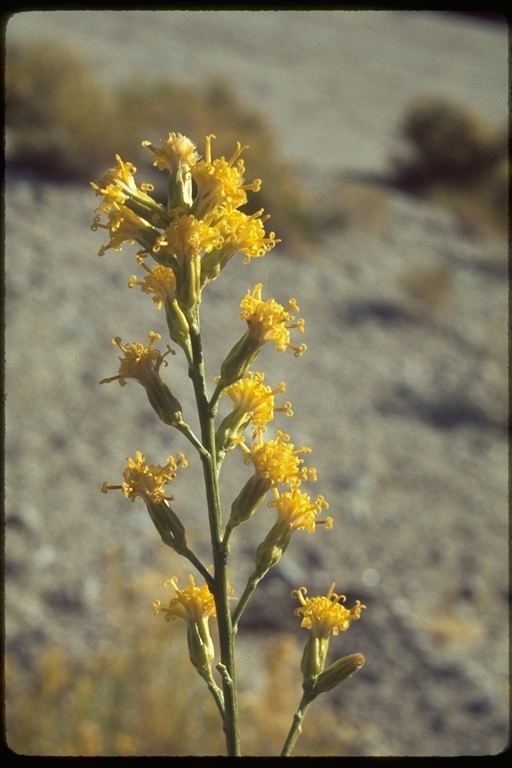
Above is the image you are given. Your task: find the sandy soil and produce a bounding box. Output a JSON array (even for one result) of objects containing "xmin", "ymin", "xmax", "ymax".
[{"xmin": 5, "ymin": 10, "xmax": 509, "ymax": 756}]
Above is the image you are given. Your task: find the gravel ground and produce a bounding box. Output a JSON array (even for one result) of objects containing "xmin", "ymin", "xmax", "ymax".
[{"xmin": 5, "ymin": 10, "xmax": 509, "ymax": 756}]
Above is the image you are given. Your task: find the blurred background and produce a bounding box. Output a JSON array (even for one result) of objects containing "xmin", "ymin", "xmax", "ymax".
[{"xmin": 5, "ymin": 10, "xmax": 509, "ymax": 756}]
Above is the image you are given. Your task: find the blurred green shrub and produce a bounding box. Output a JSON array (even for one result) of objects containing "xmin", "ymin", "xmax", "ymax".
[
  {"xmin": 394, "ymin": 97, "xmax": 508, "ymax": 237},
  {"xmin": 6, "ymin": 39, "xmax": 319, "ymax": 250}
]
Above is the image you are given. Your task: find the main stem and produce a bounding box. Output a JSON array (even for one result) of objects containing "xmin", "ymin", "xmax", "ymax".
[{"xmin": 188, "ymin": 318, "xmax": 240, "ymax": 757}]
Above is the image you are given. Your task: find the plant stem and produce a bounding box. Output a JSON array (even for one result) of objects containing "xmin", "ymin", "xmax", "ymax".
[
  {"xmin": 280, "ymin": 696, "xmax": 314, "ymax": 757},
  {"xmin": 188, "ymin": 319, "xmax": 241, "ymax": 757}
]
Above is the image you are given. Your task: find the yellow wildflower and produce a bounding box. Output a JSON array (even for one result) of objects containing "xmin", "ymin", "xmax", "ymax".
[
  {"xmin": 223, "ymin": 372, "xmax": 292, "ymax": 436},
  {"xmin": 162, "ymin": 214, "xmax": 223, "ymax": 260},
  {"xmin": 152, "ymin": 574, "xmax": 226, "ymax": 677},
  {"xmin": 93, "ymin": 207, "xmax": 160, "ymax": 257},
  {"xmin": 99, "ymin": 332, "xmax": 173, "ymax": 388},
  {"xmin": 240, "ymin": 430, "xmax": 316, "ymax": 488},
  {"xmin": 91, "ymin": 154, "xmax": 153, "ymax": 209},
  {"xmin": 142, "ymin": 133, "xmax": 200, "ymax": 174},
  {"xmin": 192, "ymin": 135, "xmax": 262, "ymax": 218},
  {"xmin": 101, "ymin": 450, "xmax": 187, "ymax": 504},
  {"xmin": 269, "ymin": 487, "xmax": 332, "ymax": 533},
  {"xmin": 128, "ymin": 259, "xmax": 177, "ymax": 309},
  {"xmin": 152, "ymin": 574, "xmax": 216, "ymax": 623},
  {"xmin": 213, "ymin": 208, "xmax": 279, "ymax": 263},
  {"xmin": 240, "ymin": 284, "xmax": 306, "ymax": 356},
  {"xmin": 293, "ymin": 584, "xmax": 366, "ymax": 639}
]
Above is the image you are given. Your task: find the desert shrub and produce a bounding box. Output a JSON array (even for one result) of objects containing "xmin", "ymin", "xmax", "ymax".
[
  {"xmin": 5, "ymin": 40, "xmax": 122, "ymax": 180},
  {"xmin": 5, "ymin": 40, "xmax": 320, "ymax": 250},
  {"xmin": 393, "ymin": 97, "xmax": 508, "ymax": 237}
]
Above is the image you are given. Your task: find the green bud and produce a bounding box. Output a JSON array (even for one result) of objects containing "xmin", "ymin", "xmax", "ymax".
[
  {"xmin": 301, "ymin": 633, "xmax": 329, "ymax": 687},
  {"xmin": 164, "ymin": 300, "xmax": 192, "ymax": 362},
  {"xmin": 168, "ymin": 167, "xmax": 193, "ymax": 212},
  {"xmin": 215, "ymin": 409, "xmax": 252, "ymax": 457},
  {"xmin": 145, "ymin": 378, "xmax": 184, "ymax": 428},
  {"xmin": 253, "ymin": 519, "xmax": 291, "ymax": 580},
  {"xmin": 144, "ymin": 499, "xmax": 188, "ymax": 555},
  {"xmin": 228, "ymin": 474, "xmax": 269, "ymax": 530},
  {"xmin": 315, "ymin": 653, "xmax": 366, "ymax": 694},
  {"xmin": 200, "ymin": 244, "xmax": 237, "ymax": 287},
  {"xmin": 216, "ymin": 331, "xmax": 261, "ymax": 392},
  {"xmin": 186, "ymin": 618, "xmax": 215, "ymax": 678},
  {"xmin": 176, "ymin": 253, "xmax": 201, "ymax": 312}
]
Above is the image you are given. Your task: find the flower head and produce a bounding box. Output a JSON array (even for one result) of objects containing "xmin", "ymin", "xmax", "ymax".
[
  {"xmin": 240, "ymin": 430, "xmax": 316, "ymax": 488},
  {"xmin": 213, "ymin": 208, "xmax": 278, "ymax": 264},
  {"xmin": 269, "ymin": 487, "xmax": 332, "ymax": 533},
  {"xmin": 240, "ymin": 284, "xmax": 306, "ymax": 356},
  {"xmin": 128, "ymin": 259, "xmax": 177, "ymax": 309},
  {"xmin": 192, "ymin": 135, "xmax": 262, "ymax": 218},
  {"xmin": 152, "ymin": 574, "xmax": 216, "ymax": 623},
  {"xmin": 93, "ymin": 207, "xmax": 160, "ymax": 257},
  {"xmin": 142, "ymin": 133, "xmax": 200, "ymax": 174},
  {"xmin": 101, "ymin": 450, "xmax": 187, "ymax": 504},
  {"xmin": 99, "ymin": 332, "xmax": 173, "ymax": 388},
  {"xmin": 162, "ymin": 214, "xmax": 223, "ymax": 261},
  {"xmin": 223, "ymin": 372, "xmax": 292, "ymax": 437},
  {"xmin": 293, "ymin": 583, "xmax": 366, "ymax": 639},
  {"xmin": 91, "ymin": 154, "xmax": 152, "ymax": 209}
]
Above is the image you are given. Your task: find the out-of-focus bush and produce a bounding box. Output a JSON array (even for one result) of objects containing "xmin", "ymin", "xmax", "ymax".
[
  {"xmin": 5, "ymin": 40, "xmax": 319, "ymax": 251},
  {"xmin": 394, "ymin": 97, "xmax": 508, "ymax": 237}
]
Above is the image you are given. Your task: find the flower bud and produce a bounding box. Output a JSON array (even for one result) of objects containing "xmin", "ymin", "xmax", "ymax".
[
  {"xmin": 144, "ymin": 377, "xmax": 184, "ymax": 428},
  {"xmin": 300, "ymin": 633, "xmax": 330, "ymax": 685},
  {"xmin": 315, "ymin": 653, "xmax": 366, "ymax": 694},
  {"xmin": 252, "ymin": 519, "xmax": 291, "ymax": 580},
  {"xmin": 144, "ymin": 498, "xmax": 188, "ymax": 555},
  {"xmin": 228, "ymin": 474, "xmax": 269, "ymax": 530},
  {"xmin": 186, "ymin": 618, "xmax": 215, "ymax": 678},
  {"xmin": 216, "ymin": 332, "xmax": 262, "ymax": 392}
]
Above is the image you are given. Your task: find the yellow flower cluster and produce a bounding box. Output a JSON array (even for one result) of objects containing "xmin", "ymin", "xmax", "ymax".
[
  {"xmin": 269, "ymin": 487, "xmax": 332, "ymax": 534},
  {"xmin": 240, "ymin": 283, "xmax": 306, "ymax": 357},
  {"xmin": 152, "ymin": 575, "xmax": 216, "ymax": 623},
  {"xmin": 101, "ymin": 450, "xmax": 187, "ymax": 504},
  {"xmin": 241, "ymin": 430, "xmax": 316, "ymax": 489},
  {"xmin": 99, "ymin": 332, "xmax": 172, "ymax": 388},
  {"xmin": 223, "ymin": 372, "xmax": 292, "ymax": 437},
  {"xmin": 293, "ymin": 584, "xmax": 366, "ymax": 639},
  {"xmin": 92, "ymin": 134, "xmax": 279, "ymax": 307}
]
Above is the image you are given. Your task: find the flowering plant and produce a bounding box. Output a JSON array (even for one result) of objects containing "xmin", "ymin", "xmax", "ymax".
[{"xmin": 93, "ymin": 132, "xmax": 365, "ymax": 756}]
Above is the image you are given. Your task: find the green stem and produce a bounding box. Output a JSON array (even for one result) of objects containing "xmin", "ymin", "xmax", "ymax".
[
  {"xmin": 188, "ymin": 320, "xmax": 240, "ymax": 757},
  {"xmin": 181, "ymin": 546, "xmax": 215, "ymax": 589},
  {"xmin": 231, "ymin": 574, "xmax": 260, "ymax": 634},
  {"xmin": 280, "ymin": 695, "xmax": 314, "ymax": 757}
]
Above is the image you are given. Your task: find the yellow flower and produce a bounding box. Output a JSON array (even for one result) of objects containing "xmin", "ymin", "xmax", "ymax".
[
  {"xmin": 192, "ymin": 135, "xmax": 262, "ymax": 218},
  {"xmin": 128, "ymin": 259, "xmax": 177, "ymax": 309},
  {"xmin": 240, "ymin": 430, "xmax": 316, "ymax": 488},
  {"xmin": 142, "ymin": 133, "xmax": 200, "ymax": 174},
  {"xmin": 102, "ymin": 450, "xmax": 187, "ymax": 504},
  {"xmin": 293, "ymin": 584, "xmax": 366, "ymax": 639},
  {"xmin": 93, "ymin": 204, "xmax": 166, "ymax": 258},
  {"xmin": 162, "ymin": 214, "xmax": 223, "ymax": 260},
  {"xmin": 152, "ymin": 574, "xmax": 216, "ymax": 623},
  {"xmin": 152, "ymin": 574, "xmax": 225, "ymax": 677},
  {"xmin": 223, "ymin": 372, "xmax": 292, "ymax": 436},
  {"xmin": 99, "ymin": 332, "xmax": 173, "ymax": 388},
  {"xmin": 213, "ymin": 208, "xmax": 279, "ymax": 263},
  {"xmin": 240, "ymin": 284, "xmax": 306, "ymax": 357},
  {"xmin": 91, "ymin": 154, "xmax": 152, "ymax": 209},
  {"xmin": 269, "ymin": 487, "xmax": 332, "ymax": 533}
]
